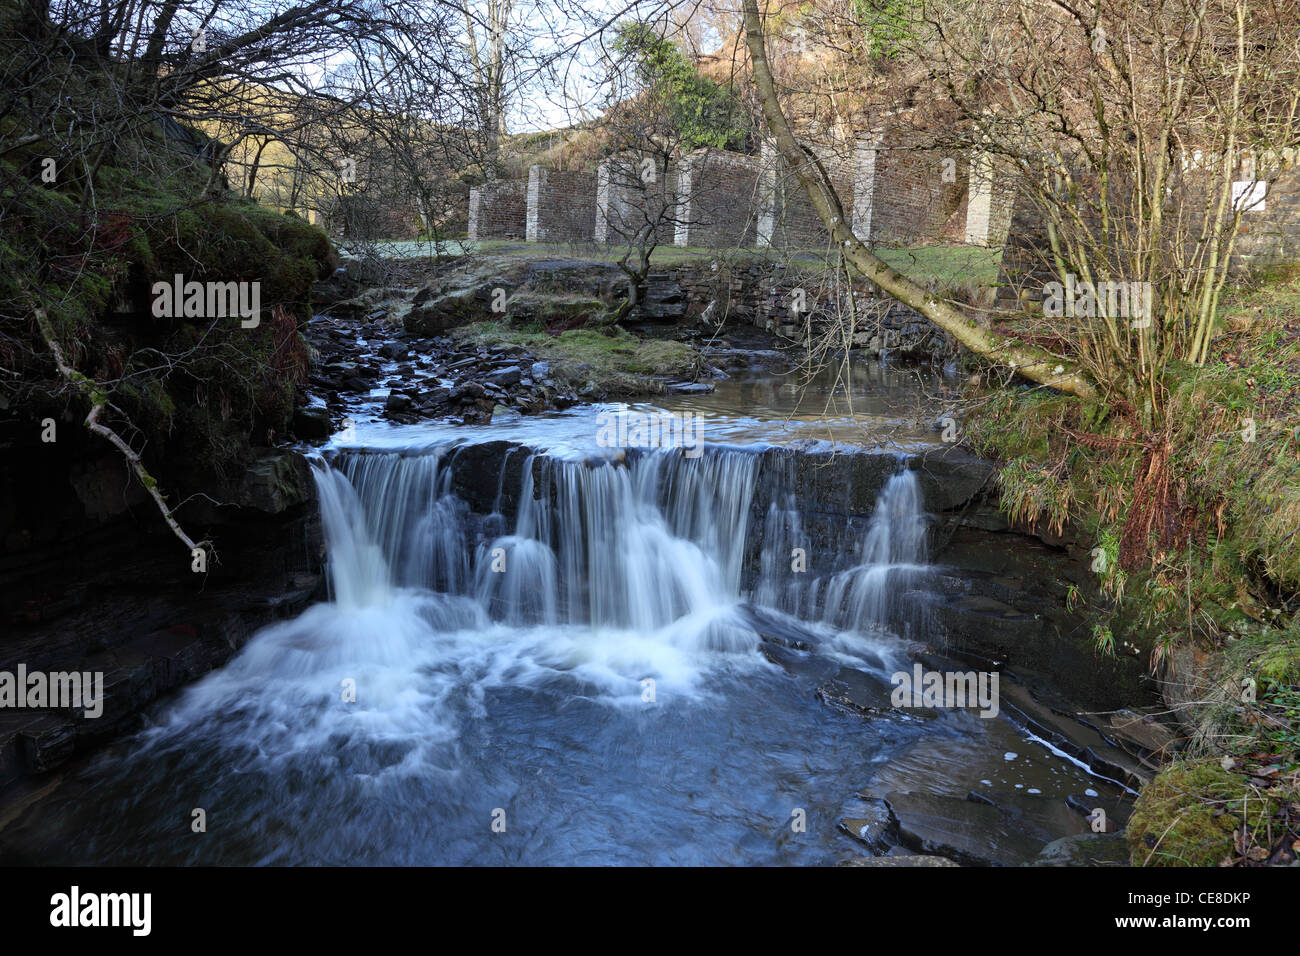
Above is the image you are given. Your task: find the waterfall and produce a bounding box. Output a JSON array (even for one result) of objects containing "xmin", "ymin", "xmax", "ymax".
[
  {"xmin": 316, "ymin": 445, "xmax": 933, "ymax": 647},
  {"xmin": 324, "ymin": 450, "xmax": 470, "ymax": 598},
  {"xmin": 754, "ymin": 469, "xmax": 932, "ymax": 640},
  {"xmin": 818, "ymin": 470, "xmax": 930, "ymax": 638},
  {"xmin": 316, "ymin": 445, "xmax": 762, "ymax": 652}
]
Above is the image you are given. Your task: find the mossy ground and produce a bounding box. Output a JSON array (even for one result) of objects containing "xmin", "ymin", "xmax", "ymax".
[
  {"xmin": 452, "ymin": 320, "xmax": 702, "ymax": 397},
  {"xmin": 1128, "ymin": 757, "xmax": 1298, "ymax": 866},
  {"xmin": 2, "ymin": 64, "xmax": 333, "ymax": 499}
]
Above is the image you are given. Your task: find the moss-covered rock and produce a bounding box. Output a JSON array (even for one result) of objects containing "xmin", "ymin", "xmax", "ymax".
[
  {"xmin": 3, "ymin": 93, "xmax": 332, "ymax": 526},
  {"xmin": 504, "ymin": 292, "xmax": 608, "ymax": 329},
  {"xmin": 450, "ymin": 321, "xmax": 701, "ymax": 398},
  {"xmin": 1127, "ymin": 758, "xmax": 1288, "ymax": 866}
]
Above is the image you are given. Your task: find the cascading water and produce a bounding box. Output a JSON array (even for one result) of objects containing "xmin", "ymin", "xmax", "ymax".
[
  {"xmin": 0, "ymin": 435, "xmax": 1121, "ymax": 866},
  {"xmin": 330, "ymin": 446, "xmax": 764, "ymax": 651},
  {"xmin": 754, "ymin": 467, "xmax": 932, "ymax": 640}
]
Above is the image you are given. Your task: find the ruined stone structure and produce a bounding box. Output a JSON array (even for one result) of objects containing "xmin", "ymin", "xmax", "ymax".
[
  {"xmin": 594, "ymin": 153, "xmax": 680, "ymax": 246},
  {"xmin": 490, "ymin": 135, "xmax": 1299, "ymax": 282},
  {"xmin": 525, "ymin": 166, "xmax": 597, "ymax": 243},
  {"xmin": 852, "ymin": 130, "xmax": 970, "ymax": 245},
  {"xmin": 757, "ymin": 141, "xmax": 856, "ymax": 250},
  {"xmin": 522, "ymin": 136, "xmax": 1016, "ymax": 253},
  {"xmin": 673, "ymin": 148, "xmax": 764, "ymax": 247},
  {"xmin": 467, "ymin": 180, "xmax": 527, "ymax": 240}
]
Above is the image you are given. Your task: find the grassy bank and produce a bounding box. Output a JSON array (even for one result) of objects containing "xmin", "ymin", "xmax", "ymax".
[
  {"xmin": 346, "ymin": 238, "xmax": 1002, "ymax": 294},
  {"xmin": 966, "ymin": 271, "xmax": 1300, "ymax": 866}
]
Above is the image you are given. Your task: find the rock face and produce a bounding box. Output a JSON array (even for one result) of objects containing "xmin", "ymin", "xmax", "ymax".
[
  {"xmin": 400, "ymin": 257, "xmax": 629, "ymax": 336},
  {"xmin": 235, "ymin": 451, "xmax": 316, "ymax": 515},
  {"xmin": 292, "ymin": 405, "xmax": 332, "ymax": 439},
  {"xmin": 0, "ymin": 416, "xmax": 324, "ymax": 791},
  {"xmin": 408, "ymin": 283, "xmax": 503, "ymax": 335},
  {"xmin": 0, "ymin": 567, "xmax": 322, "ymax": 790}
]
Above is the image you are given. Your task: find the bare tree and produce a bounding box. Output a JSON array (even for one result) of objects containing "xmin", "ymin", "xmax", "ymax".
[
  {"xmin": 914, "ymin": 0, "xmax": 1300, "ymax": 420},
  {"xmin": 0, "ymin": 0, "xmax": 472, "ymax": 558},
  {"xmin": 740, "ymin": 0, "xmax": 1099, "ymax": 398}
]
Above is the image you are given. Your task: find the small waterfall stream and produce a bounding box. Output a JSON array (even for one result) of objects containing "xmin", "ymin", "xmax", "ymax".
[{"xmin": 0, "ymin": 438, "xmax": 1125, "ymax": 866}]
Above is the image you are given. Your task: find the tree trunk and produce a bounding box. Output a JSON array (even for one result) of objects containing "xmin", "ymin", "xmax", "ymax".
[{"xmin": 739, "ymin": 0, "xmax": 1097, "ymax": 401}]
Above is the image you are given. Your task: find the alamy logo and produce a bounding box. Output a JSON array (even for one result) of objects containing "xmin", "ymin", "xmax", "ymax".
[
  {"xmin": 152, "ymin": 274, "xmax": 261, "ymax": 327},
  {"xmin": 891, "ymin": 664, "xmax": 1000, "ymax": 718},
  {"xmin": 596, "ymin": 404, "xmax": 702, "ymax": 459},
  {"xmin": 50, "ymin": 886, "xmax": 150, "ymax": 936},
  {"xmin": 1042, "ymin": 274, "xmax": 1153, "ymax": 323},
  {"xmin": 0, "ymin": 665, "xmax": 103, "ymax": 718}
]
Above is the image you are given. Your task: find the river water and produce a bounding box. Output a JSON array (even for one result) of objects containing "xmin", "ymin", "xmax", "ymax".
[{"xmin": 1, "ymin": 359, "xmax": 1125, "ymax": 865}]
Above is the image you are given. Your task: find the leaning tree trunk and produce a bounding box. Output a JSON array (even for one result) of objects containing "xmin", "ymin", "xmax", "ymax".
[{"xmin": 739, "ymin": 0, "xmax": 1096, "ymax": 401}]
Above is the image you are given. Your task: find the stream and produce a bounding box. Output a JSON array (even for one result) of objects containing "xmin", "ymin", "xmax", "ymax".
[{"xmin": 0, "ymin": 358, "xmax": 1132, "ymax": 865}]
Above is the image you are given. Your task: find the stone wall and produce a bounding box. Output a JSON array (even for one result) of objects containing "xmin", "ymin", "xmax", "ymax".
[
  {"xmin": 1231, "ymin": 162, "xmax": 1300, "ymax": 268},
  {"xmin": 467, "ymin": 180, "xmax": 528, "ymax": 241},
  {"xmin": 594, "ymin": 154, "xmax": 679, "ymax": 246},
  {"xmin": 674, "ymin": 148, "xmax": 764, "ymax": 248},
  {"xmin": 758, "ymin": 140, "xmax": 856, "ymax": 250},
  {"xmin": 639, "ymin": 259, "xmax": 957, "ymax": 361},
  {"xmin": 532, "ymin": 141, "xmax": 1010, "ymax": 252},
  {"xmin": 854, "ymin": 130, "xmax": 970, "ymax": 245},
  {"xmin": 520, "ymin": 140, "xmax": 1299, "ymax": 272},
  {"xmin": 526, "ymin": 166, "xmax": 597, "ymax": 243}
]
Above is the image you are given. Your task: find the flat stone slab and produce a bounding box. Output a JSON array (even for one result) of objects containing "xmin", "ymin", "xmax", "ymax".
[{"xmin": 884, "ymin": 790, "xmax": 1048, "ymax": 866}]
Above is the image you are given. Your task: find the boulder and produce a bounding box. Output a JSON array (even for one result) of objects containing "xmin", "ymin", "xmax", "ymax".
[
  {"xmin": 486, "ymin": 366, "xmax": 522, "ymax": 387},
  {"xmin": 292, "ymin": 405, "xmax": 333, "ymax": 440},
  {"xmin": 236, "ymin": 452, "xmax": 315, "ymax": 514}
]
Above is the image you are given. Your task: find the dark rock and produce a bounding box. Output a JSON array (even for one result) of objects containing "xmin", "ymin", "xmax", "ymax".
[
  {"xmin": 838, "ymin": 798, "xmax": 896, "ymax": 852},
  {"xmin": 837, "ymin": 855, "xmax": 960, "ymax": 867},
  {"xmin": 665, "ymin": 381, "xmax": 713, "ymax": 394},
  {"xmin": 236, "ymin": 452, "xmax": 315, "ymax": 514},
  {"xmin": 486, "ymin": 365, "xmax": 522, "ymax": 386},
  {"xmin": 1031, "ymin": 832, "xmax": 1130, "ymax": 867},
  {"xmin": 884, "ymin": 790, "xmax": 1048, "ymax": 866},
  {"xmin": 451, "ymin": 381, "xmax": 485, "ymax": 401},
  {"xmin": 292, "ymin": 405, "xmax": 332, "ymax": 440}
]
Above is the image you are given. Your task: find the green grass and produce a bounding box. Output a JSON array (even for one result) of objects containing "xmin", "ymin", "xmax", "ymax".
[{"xmin": 381, "ymin": 238, "xmax": 1002, "ymax": 289}]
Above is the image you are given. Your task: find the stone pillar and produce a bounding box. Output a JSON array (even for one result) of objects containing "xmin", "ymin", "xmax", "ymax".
[
  {"xmin": 594, "ymin": 162, "xmax": 612, "ymax": 244},
  {"xmin": 467, "ymin": 187, "xmax": 482, "ymax": 240},
  {"xmin": 853, "ymin": 134, "xmax": 883, "ymax": 240},
  {"xmin": 673, "ymin": 152, "xmax": 697, "ymax": 247},
  {"xmin": 525, "ymin": 166, "xmax": 542, "ymax": 242},
  {"xmin": 965, "ymin": 151, "xmax": 1015, "ymax": 248},
  {"xmin": 757, "ymin": 140, "xmax": 779, "ymax": 248}
]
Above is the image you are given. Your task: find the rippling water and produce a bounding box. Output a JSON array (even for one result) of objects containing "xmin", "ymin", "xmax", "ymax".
[{"xmin": 0, "ymin": 362, "xmax": 1119, "ymax": 866}]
